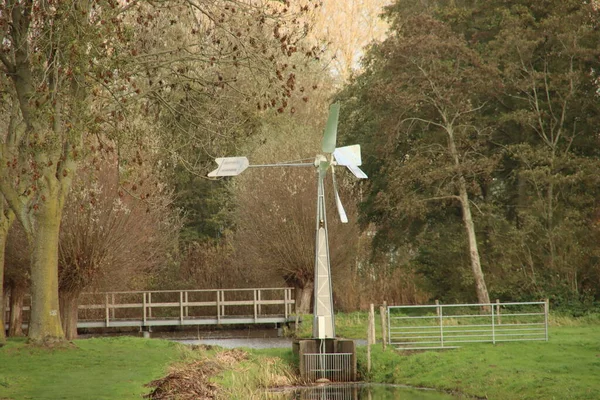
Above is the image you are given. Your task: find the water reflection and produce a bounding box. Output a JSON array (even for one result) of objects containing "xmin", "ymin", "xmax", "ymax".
[
  {"xmin": 268, "ymin": 383, "xmax": 458, "ymax": 399},
  {"xmin": 176, "ymin": 337, "xmax": 293, "ymax": 349}
]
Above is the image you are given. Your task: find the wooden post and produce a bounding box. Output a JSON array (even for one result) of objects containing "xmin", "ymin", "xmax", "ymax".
[
  {"xmin": 142, "ymin": 292, "xmax": 147, "ymax": 325},
  {"xmin": 370, "ymin": 303, "xmax": 376, "ymax": 344},
  {"xmin": 253, "ymin": 290, "xmax": 258, "ymax": 322},
  {"xmin": 148, "ymin": 292, "xmax": 152, "ymax": 318},
  {"xmin": 216, "ymin": 291, "xmax": 221, "ymax": 323},
  {"xmin": 179, "ymin": 291, "xmax": 184, "ymax": 324},
  {"xmin": 367, "ymin": 304, "xmax": 374, "ymax": 373},
  {"xmin": 220, "ymin": 291, "xmax": 225, "ymax": 317},
  {"xmin": 111, "ymin": 293, "xmax": 115, "ymax": 320},
  {"xmin": 496, "ymin": 299, "xmax": 501, "ymax": 325},
  {"xmin": 544, "ymin": 298, "xmax": 549, "ymax": 341},
  {"xmin": 380, "ymin": 305, "xmax": 387, "ymax": 351},
  {"xmin": 283, "ymin": 289, "xmax": 287, "ymax": 319},
  {"xmin": 105, "ymin": 294, "xmax": 110, "ymax": 327},
  {"xmin": 438, "ymin": 300, "xmax": 444, "ymax": 347},
  {"xmin": 185, "ymin": 291, "xmax": 189, "ymax": 317},
  {"xmin": 257, "ymin": 290, "xmax": 262, "ymax": 317}
]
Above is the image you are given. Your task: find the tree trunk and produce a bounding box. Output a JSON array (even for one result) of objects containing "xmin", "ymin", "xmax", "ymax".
[
  {"xmin": 59, "ymin": 290, "xmax": 80, "ymax": 340},
  {"xmin": 296, "ymin": 282, "xmax": 313, "ymax": 314},
  {"xmin": 546, "ymin": 154, "xmax": 556, "ymax": 272},
  {"xmin": 458, "ymin": 176, "xmax": 491, "ymax": 307},
  {"xmin": 8, "ymin": 282, "xmax": 25, "ymax": 337},
  {"xmin": 2, "ymin": 290, "xmax": 8, "ymax": 343},
  {"xmin": 0, "ymin": 206, "xmax": 14, "ymax": 345},
  {"xmin": 447, "ymin": 125, "xmax": 490, "ymax": 307},
  {"xmin": 0, "ymin": 233, "xmax": 6, "ymax": 345},
  {"xmin": 28, "ymin": 199, "xmax": 65, "ymax": 343}
]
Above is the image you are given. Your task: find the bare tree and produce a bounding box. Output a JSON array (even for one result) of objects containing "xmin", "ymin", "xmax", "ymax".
[{"xmin": 58, "ymin": 158, "xmax": 181, "ymax": 339}]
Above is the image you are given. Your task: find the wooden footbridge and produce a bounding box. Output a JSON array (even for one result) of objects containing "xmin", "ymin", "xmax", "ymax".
[{"xmin": 5, "ymin": 287, "xmax": 297, "ymax": 331}]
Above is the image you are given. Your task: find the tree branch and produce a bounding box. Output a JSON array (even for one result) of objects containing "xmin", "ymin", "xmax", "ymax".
[
  {"xmin": 0, "ymin": 53, "xmax": 15, "ymax": 73},
  {"xmin": 419, "ymin": 195, "xmax": 461, "ymax": 203},
  {"xmin": 400, "ymin": 117, "xmax": 446, "ymax": 130}
]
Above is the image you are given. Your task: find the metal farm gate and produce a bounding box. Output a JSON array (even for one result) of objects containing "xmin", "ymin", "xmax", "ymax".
[{"xmin": 388, "ymin": 301, "xmax": 548, "ymax": 350}]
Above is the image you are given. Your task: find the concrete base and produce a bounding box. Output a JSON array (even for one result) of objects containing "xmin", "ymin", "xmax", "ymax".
[
  {"xmin": 293, "ymin": 338, "xmax": 357, "ymax": 382},
  {"xmin": 141, "ymin": 326, "xmax": 152, "ymax": 338}
]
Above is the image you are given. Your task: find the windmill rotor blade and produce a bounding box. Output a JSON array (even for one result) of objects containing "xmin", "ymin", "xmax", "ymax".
[
  {"xmin": 333, "ymin": 144, "xmax": 362, "ymax": 166},
  {"xmin": 321, "ymin": 103, "xmax": 340, "ymax": 153},
  {"xmin": 331, "ymin": 167, "xmax": 348, "ymax": 223},
  {"xmin": 346, "ymin": 164, "xmax": 368, "ymax": 179},
  {"xmin": 207, "ymin": 157, "xmax": 249, "ymax": 177}
]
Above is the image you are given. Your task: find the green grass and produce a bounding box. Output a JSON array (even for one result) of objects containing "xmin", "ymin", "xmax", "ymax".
[
  {"xmin": 0, "ymin": 337, "xmax": 180, "ymax": 400},
  {"xmin": 1, "ymin": 315, "xmax": 599, "ymax": 399},
  {"xmin": 357, "ymin": 324, "xmax": 600, "ymax": 399}
]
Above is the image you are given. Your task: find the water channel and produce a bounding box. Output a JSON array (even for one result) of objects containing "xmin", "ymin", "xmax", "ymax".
[{"xmin": 266, "ymin": 383, "xmax": 458, "ymax": 399}]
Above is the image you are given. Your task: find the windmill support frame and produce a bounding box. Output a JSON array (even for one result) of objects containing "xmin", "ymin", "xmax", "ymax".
[{"xmin": 313, "ymin": 162, "xmax": 336, "ymax": 339}]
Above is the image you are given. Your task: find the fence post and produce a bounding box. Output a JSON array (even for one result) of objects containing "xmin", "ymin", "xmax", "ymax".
[
  {"xmin": 142, "ymin": 292, "xmax": 147, "ymax": 325},
  {"xmin": 367, "ymin": 304, "xmax": 374, "ymax": 373},
  {"xmin": 111, "ymin": 293, "xmax": 115, "ymax": 320},
  {"xmin": 179, "ymin": 291, "xmax": 184, "ymax": 324},
  {"xmin": 438, "ymin": 302, "xmax": 444, "ymax": 348},
  {"xmin": 496, "ymin": 299, "xmax": 501, "ymax": 325},
  {"xmin": 148, "ymin": 292, "xmax": 152, "ymax": 318},
  {"xmin": 253, "ymin": 289, "xmax": 258, "ymax": 322},
  {"xmin": 544, "ymin": 298, "xmax": 549, "ymax": 341},
  {"xmin": 387, "ymin": 304, "xmax": 392, "ymax": 347},
  {"xmin": 105, "ymin": 293, "xmax": 110, "ymax": 327},
  {"xmin": 185, "ymin": 291, "xmax": 189, "ymax": 318},
  {"xmin": 220, "ymin": 291, "xmax": 225, "ymax": 317},
  {"xmin": 258, "ymin": 290, "xmax": 262, "ymax": 317},
  {"xmin": 380, "ymin": 305, "xmax": 387, "ymax": 351},
  {"xmin": 216, "ymin": 291, "xmax": 221, "ymax": 324},
  {"xmin": 491, "ymin": 302, "xmax": 496, "ymax": 344},
  {"xmin": 370, "ymin": 303, "xmax": 376, "ymax": 344}
]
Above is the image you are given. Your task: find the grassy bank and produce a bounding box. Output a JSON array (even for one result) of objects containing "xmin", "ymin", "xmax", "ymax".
[
  {"xmin": 0, "ymin": 337, "xmax": 297, "ymax": 400},
  {"xmin": 355, "ymin": 323, "xmax": 600, "ymax": 399},
  {"xmin": 0, "ymin": 337, "xmax": 180, "ymax": 400}
]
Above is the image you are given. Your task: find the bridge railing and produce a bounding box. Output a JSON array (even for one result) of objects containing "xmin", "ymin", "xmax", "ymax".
[
  {"xmin": 4, "ymin": 288, "xmax": 295, "ymax": 329},
  {"xmin": 77, "ymin": 288, "xmax": 295, "ymax": 326}
]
